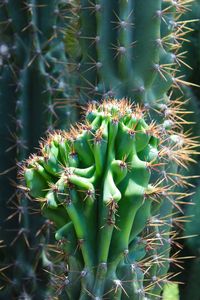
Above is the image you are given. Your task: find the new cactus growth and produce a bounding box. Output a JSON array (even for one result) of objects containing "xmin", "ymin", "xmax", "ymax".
[{"xmin": 22, "ymin": 99, "xmax": 198, "ymax": 299}]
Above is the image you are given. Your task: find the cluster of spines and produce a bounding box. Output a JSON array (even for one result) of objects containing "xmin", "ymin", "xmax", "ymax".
[{"xmin": 21, "ymin": 98, "xmax": 199, "ymax": 299}]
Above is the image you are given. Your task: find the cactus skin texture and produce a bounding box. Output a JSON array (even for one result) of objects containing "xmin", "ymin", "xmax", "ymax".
[
  {"xmin": 0, "ymin": 1, "xmax": 77, "ymax": 298},
  {"xmin": 22, "ymin": 99, "xmax": 199, "ymax": 299}
]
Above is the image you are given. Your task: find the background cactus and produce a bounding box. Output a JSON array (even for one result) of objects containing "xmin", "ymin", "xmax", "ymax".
[
  {"xmin": 66, "ymin": 0, "xmax": 198, "ymax": 104},
  {"xmin": 0, "ymin": 1, "xmax": 77, "ymax": 298},
  {"xmin": 22, "ymin": 99, "xmax": 198, "ymax": 299}
]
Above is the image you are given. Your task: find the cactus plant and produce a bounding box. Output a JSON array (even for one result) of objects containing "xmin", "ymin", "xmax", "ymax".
[
  {"xmin": 22, "ymin": 99, "xmax": 199, "ymax": 299},
  {"xmin": 0, "ymin": 1, "xmax": 77, "ymax": 298},
  {"xmin": 0, "ymin": 0, "xmax": 199, "ymax": 299}
]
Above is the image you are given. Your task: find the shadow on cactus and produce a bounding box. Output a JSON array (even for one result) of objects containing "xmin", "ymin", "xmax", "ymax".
[{"xmin": 20, "ymin": 99, "xmax": 199, "ymax": 299}]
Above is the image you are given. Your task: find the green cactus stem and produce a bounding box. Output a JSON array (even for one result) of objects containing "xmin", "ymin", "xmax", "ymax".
[{"xmin": 22, "ymin": 99, "xmax": 198, "ymax": 299}]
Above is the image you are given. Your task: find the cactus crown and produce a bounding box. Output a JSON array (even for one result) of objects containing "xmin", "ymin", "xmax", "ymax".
[{"xmin": 21, "ymin": 98, "xmax": 199, "ymax": 299}]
